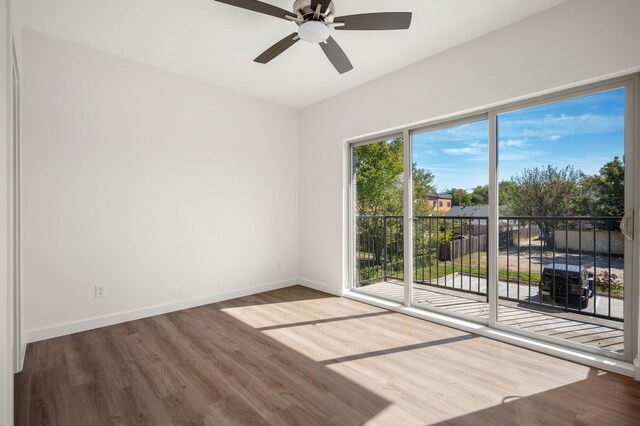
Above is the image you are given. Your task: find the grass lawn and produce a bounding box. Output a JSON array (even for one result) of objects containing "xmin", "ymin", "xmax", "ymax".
[
  {"xmin": 360, "ymin": 251, "xmax": 624, "ymax": 296},
  {"xmin": 414, "ymin": 256, "xmax": 541, "ymax": 284}
]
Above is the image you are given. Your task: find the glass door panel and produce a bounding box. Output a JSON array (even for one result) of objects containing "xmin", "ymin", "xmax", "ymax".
[
  {"xmin": 411, "ymin": 119, "xmax": 490, "ymax": 320},
  {"xmin": 496, "ymin": 88, "xmax": 628, "ymax": 356},
  {"xmin": 352, "ymin": 137, "xmax": 404, "ymax": 302}
]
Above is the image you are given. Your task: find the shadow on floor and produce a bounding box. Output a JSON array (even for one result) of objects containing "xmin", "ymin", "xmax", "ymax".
[
  {"xmin": 432, "ymin": 368, "xmax": 640, "ymax": 425},
  {"xmin": 257, "ymin": 310, "xmax": 393, "ymax": 331},
  {"xmin": 218, "ymin": 284, "xmax": 337, "ymax": 308},
  {"xmin": 322, "ymin": 334, "xmax": 478, "ymax": 366},
  {"xmin": 14, "ymin": 285, "xmax": 391, "ymax": 425}
]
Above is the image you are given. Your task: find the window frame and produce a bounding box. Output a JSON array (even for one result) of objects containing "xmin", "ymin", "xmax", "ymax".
[{"xmin": 347, "ymin": 73, "xmax": 639, "ymax": 365}]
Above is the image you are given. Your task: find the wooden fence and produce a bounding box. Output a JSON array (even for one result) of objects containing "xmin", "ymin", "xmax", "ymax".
[{"xmin": 439, "ymin": 234, "xmax": 487, "ymax": 261}]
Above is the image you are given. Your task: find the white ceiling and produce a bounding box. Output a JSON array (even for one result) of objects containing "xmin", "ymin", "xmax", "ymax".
[{"xmin": 22, "ymin": 0, "xmax": 567, "ymax": 108}]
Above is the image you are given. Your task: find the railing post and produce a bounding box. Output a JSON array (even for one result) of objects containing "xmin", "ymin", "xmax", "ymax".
[{"xmin": 383, "ymin": 216, "xmax": 388, "ymax": 280}]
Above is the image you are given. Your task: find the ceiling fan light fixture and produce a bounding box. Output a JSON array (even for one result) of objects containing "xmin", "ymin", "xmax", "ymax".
[{"xmin": 298, "ymin": 20, "xmax": 330, "ymax": 43}]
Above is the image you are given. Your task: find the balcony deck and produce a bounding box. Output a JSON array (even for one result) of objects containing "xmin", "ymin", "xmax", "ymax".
[{"xmin": 357, "ymin": 280, "xmax": 624, "ymax": 353}]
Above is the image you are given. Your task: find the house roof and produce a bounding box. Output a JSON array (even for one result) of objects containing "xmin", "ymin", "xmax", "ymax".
[
  {"xmin": 426, "ymin": 193, "xmax": 452, "ymax": 199},
  {"xmin": 445, "ymin": 205, "xmax": 488, "ymax": 217}
]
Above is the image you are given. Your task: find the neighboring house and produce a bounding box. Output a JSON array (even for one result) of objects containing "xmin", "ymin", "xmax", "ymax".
[
  {"xmin": 446, "ymin": 204, "xmax": 512, "ymax": 226},
  {"xmin": 446, "ymin": 205, "xmax": 488, "ymax": 217},
  {"xmin": 445, "ymin": 205, "xmax": 489, "ymax": 236},
  {"xmin": 425, "ymin": 193, "xmax": 453, "ymax": 212},
  {"xmin": 447, "ymin": 205, "xmax": 515, "ymax": 220},
  {"xmin": 446, "ymin": 205, "xmax": 541, "ymax": 248}
]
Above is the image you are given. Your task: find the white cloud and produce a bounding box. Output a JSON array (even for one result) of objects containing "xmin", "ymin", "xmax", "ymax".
[
  {"xmin": 499, "ymin": 113, "xmax": 623, "ymax": 140},
  {"xmin": 443, "ymin": 147, "xmax": 480, "ymax": 155},
  {"xmin": 414, "ymin": 121, "xmax": 488, "ymax": 143},
  {"xmin": 501, "ymin": 139, "xmax": 525, "ymax": 147},
  {"xmin": 443, "ymin": 142, "xmax": 486, "ymax": 156}
]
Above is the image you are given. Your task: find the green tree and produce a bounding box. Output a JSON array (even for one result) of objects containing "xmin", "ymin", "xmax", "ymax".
[
  {"xmin": 448, "ymin": 188, "xmax": 473, "ymax": 206},
  {"xmin": 593, "ymin": 157, "xmax": 624, "ymax": 216},
  {"xmin": 354, "ymin": 138, "xmax": 435, "ymax": 215},
  {"xmin": 471, "ymin": 185, "xmax": 489, "ymax": 205},
  {"xmin": 445, "ymin": 185, "xmax": 488, "ymax": 207},
  {"xmin": 574, "ymin": 173, "xmax": 599, "ymax": 216},
  {"xmin": 498, "ymin": 180, "xmax": 518, "ymax": 213},
  {"xmin": 506, "ymin": 165, "xmax": 580, "ymax": 217},
  {"xmin": 574, "ymin": 157, "xmax": 624, "ymax": 217},
  {"xmin": 354, "ymin": 139, "xmax": 404, "ymax": 215},
  {"xmin": 354, "ymin": 138, "xmax": 435, "ymax": 271},
  {"xmin": 413, "ymin": 165, "xmax": 436, "ymax": 216},
  {"xmin": 504, "ymin": 165, "xmax": 580, "ymax": 247}
]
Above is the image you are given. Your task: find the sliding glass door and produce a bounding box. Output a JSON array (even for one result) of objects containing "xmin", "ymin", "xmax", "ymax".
[
  {"xmin": 351, "ymin": 136, "xmax": 405, "ymax": 302},
  {"xmin": 495, "ymin": 86, "xmax": 633, "ymax": 356},
  {"xmin": 350, "ymin": 75, "xmax": 637, "ymax": 361},
  {"xmin": 411, "ymin": 118, "xmax": 490, "ymax": 320}
]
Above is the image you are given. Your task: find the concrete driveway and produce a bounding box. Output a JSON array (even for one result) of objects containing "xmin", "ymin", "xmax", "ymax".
[{"xmin": 424, "ymin": 273, "xmax": 624, "ymax": 320}]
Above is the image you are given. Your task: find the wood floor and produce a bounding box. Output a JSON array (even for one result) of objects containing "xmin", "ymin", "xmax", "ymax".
[
  {"xmin": 14, "ymin": 286, "xmax": 640, "ymax": 425},
  {"xmin": 360, "ymin": 281, "xmax": 625, "ymax": 352}
]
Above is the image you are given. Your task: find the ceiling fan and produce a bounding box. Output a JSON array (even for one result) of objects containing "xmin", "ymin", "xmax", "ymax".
[{"xmin": 215, "ymin": 0, "xmax": 412, "ymax": 74}]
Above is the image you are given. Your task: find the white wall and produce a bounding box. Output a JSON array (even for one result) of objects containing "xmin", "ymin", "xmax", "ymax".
[
  {"xmin": 298, "ymin": 0, "xmax": 640, "ymax": 292},
  {"xmin": 21, "ymin": 30, "xmax": 300, "ymax": 341}
]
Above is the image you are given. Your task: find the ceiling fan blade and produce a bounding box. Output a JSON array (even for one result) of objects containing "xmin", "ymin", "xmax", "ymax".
[
  {"xmin": 215, "ymin": 0, "xmax": 297, "ymax": 21},
  {"xmin": 311, "ymin": 0, "xmax": 332, "ymax": 14},
  {"xmin": 320, "ymin": 36, "xmax": 353, "ymax": 74},
  {"xmin": 254, "ymin": 33, "xmax": 300, "ymax": 64},
  {"xmin": 334, "ymin": 12, "xmax": 412, "ymax": 31}
]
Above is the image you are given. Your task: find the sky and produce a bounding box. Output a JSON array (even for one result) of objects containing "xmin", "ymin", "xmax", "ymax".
[{"xmin": 412, "ymin": 88, "xmax": 625, "ymax": 193}]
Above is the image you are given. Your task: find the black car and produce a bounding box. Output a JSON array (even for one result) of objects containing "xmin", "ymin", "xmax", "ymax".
[{"xmin": 540, "ymin": 264, "xmax": 594, "ymax": 309}]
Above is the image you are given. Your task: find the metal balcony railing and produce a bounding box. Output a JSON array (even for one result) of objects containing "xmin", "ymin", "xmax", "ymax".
[{"xmin": 355, "ymin": 215, "xmax": 624, "ymax": 321}]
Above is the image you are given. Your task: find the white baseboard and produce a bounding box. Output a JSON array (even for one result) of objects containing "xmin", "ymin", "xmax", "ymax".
[
  {"xmin": 25, "ymin": 278, "xmax": 301, "ymax": 343},
  {"xmin": 19, "ymin": 342, "xmax": 26, "ymax": 372},
  {"xmin": 297, "ymin": 278, "xmax": 344, "ymax": 297}
]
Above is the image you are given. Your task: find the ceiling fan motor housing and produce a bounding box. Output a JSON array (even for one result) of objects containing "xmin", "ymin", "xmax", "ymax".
[{"xmin": 293, "ymin": 0, "xmax": 335, "ymax": 23}]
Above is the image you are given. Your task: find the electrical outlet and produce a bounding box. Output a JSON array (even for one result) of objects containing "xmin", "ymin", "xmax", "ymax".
[{"xmin": 95, "ymin": 285, "xmax": 106, "ymax": 298}]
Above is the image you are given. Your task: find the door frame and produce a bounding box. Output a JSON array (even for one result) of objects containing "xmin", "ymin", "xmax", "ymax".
[
  {"xmin": 347, "ymin": 72, "xmax": 639, "ymax": 366},
  {"xmin": 486, "ymin": 77, "xmax": 636, "ymax": 362},
  {"xmin": 10, "ymin": 36, "xmax": 23, "ymax": 373}
]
